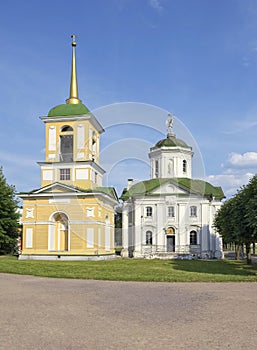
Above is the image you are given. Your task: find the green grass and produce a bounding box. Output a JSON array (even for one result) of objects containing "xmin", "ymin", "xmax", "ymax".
[{"xmin": 1, "ymin": 256, "xmax": 257, "ymax": 282}]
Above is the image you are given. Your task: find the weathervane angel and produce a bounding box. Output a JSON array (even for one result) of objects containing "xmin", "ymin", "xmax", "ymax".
[{"xmin": 166, "ymin": 112, "xmax": 174, "ymax": 133}]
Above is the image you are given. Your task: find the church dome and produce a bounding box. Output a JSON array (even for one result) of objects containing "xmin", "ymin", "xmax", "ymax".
[
  {"xmin": 155, "ymin": 133, "xmax": 191, "ymax": 149},
  {"xmin": 48, "ymin": 103, "xmax": 90, "ymax": 117}
]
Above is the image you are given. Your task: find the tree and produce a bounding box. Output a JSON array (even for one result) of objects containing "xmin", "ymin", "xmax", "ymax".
[
  {"xmin": 213, "ymin": 196, "xmax": 243, "ymax": 260},
  {"xmin": 114, "ymin": 206, "xmax": 122, "ymax": 247},
  {"xmin": 0, "ymin": 167, "xmax": 19, "ymax": 254},
  {"xmin": 214, "ymin": 175, "xmax": 257, "ymax": 264}
]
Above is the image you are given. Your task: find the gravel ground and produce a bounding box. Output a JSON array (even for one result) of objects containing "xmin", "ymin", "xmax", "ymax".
[{"xmin": 0, "ymin": 273, "xmax": 257, "ymax": 350}]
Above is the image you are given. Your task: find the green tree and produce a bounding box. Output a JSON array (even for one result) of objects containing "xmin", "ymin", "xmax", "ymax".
[
  {"xmin": 0, "ymin": 167, "xmax": 19, "ymax": 254},
  {"xmin": 214, "ymin": 176, "xmax": 257, "ymax": 264},
  {"xmin": 114, "ymin": 206, "xmax": 122, "ymax": 247},
  {"xmin": 214, "ymin": 196, "xmax": 243, "ymax": 260},
  {"xmin": 244, "ymin": 175, "xmax": 257, "ymax": 236}
]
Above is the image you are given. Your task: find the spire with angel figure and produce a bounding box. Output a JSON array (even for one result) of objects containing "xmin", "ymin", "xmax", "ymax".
[{"xmin": 166, "ymin": 112, "xmax": 175, "ymax": 135}]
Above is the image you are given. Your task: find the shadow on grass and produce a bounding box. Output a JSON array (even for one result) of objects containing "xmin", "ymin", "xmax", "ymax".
[{"xmin": 171, "ymin": 259, "xmax": 257, "ymax": 276}]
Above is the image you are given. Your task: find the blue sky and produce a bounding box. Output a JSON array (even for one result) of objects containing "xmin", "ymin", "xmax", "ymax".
[{"xmin": 1, "ymin": 0, "xmax": 257, "ymax": 197}]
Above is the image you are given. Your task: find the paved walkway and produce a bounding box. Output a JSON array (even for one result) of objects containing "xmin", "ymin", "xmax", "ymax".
[{"xmin": 1, "ymin": 273, "xmax": 257, "ymax": 349}]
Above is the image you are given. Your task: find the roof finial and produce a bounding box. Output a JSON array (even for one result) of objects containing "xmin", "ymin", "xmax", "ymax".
[
  {"xmin": 166, "ymin": 112, "xmax": 176, "ymax": 138},
  {"xmin": 166, "ymin": 112, "xmax": 174, "ymax": 132},
  {"xmin": 66, "ymin": 34, "xmax": 82, "ymax": 104}
]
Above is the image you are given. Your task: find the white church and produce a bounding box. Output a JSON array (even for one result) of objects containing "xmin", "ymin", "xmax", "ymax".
[{"xmin": 120, "ymin": 114, "xmax": 224, "ymax": 259}]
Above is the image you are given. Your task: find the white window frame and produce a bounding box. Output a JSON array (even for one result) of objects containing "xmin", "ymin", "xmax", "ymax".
[
  {"xmin": 145, "ymin": 230, "xmax": 153, "ymax": 245},
  {"xmin": 190, "ymin": 206, "xmax": 197, "ymax": 217},
  {"xmin": 146, "ymin": 206, "xmax": 153, "ymax": 217},
  {"xmin": 168, "ymin": 206, "xmax": 175, "ymax": 218},
  {"xmin": 190, "ymin": 230, "xmax": 197, "ymax": 245}
]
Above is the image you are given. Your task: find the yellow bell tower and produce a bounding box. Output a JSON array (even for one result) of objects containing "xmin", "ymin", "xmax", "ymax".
[
  {"xmin": 40, "ymin": 35, "xmax": 103, "ymax": 189},
  {"xmin": 19, "ymin": 36, "xmax": 118, "ymax": 260}
]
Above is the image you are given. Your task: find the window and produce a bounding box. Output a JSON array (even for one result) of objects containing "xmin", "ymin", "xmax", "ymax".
[
  {"xmin": 92, "ymin": 131, "xmax": 97, "ymax": 154},
  {"xmin": 60, "ymin": 168, "xmax": 71, "ymax": 180},
  {"xmin": 155, "ymin": 160, "xmax": 159, "ymax": 178},
  {"xmin": 146, "ymin": 231, "xmax": 153, "ymax": 245},
  {"xmin": 168, "ymin": 206, "xmax": 175, "ymax": 217},
  {"xmin": 190, "ymin": 206, "xmax": 197, "ymax": 217},
  {"xmin": 60, "ymin": 135, "xmax": 73, "ymax": 162},
  {"xmin": 61, "ymin": 125, "xmax": 73, "ymax": 132},
  {"xmin": 94, "ymin": 172, "xmax": 97, "ymax": 183},
  {"xmin": 190, "ymin": 230, "xmax": 197, "ymax": 245},
  {"xmin": 183, "ymin": 160, "xmax": 187, "ymax": 173},
  {"xmin": 146, "ymin": 206, "xmax": 152, "ymax": 217}
]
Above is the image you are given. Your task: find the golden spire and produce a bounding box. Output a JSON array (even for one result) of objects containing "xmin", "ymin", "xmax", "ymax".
[{"xmin": 66, "ymin": 34, "xmax": 82, "ymax": 104}]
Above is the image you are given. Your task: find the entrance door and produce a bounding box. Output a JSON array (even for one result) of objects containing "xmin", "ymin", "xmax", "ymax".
[
  {"xmin": 167, "ymin": 235, "xmax": 175, "ymax": 252},
  {"xmin": 57, "ymin": 220, "xmax": 68, "ymax": 251},
  {"xmin": 49, "ymin": 213, "xmax": 68, "ymax": 251}
]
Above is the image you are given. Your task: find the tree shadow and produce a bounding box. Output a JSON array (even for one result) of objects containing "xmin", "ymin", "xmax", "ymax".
[{"xmin": 170, "ymin": 259, "xmax": 257, "ymax": 277}]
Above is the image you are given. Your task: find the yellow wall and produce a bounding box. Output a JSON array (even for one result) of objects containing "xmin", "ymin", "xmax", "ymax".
[
  {"xmin": 40, "ymin": 167, "xmax": 100, "ymax": 190},
  {"xmin": 45, "ymin": 120, "xmax": 100, "ymax": 164},
  {"xmin": 21, "ymin": 115, "xmax": 116, "ymax": 258},
  {"xmin": 41, "ymin": 118, "xmax": 102, "ymax": 189},
  {"xmin": 21, "ymin": 196, "xmax": 115, "ymax": 256}
]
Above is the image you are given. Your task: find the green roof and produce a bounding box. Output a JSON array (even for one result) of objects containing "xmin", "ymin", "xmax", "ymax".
[
  {"xmin": 48, "ymin": 103, "xmax": 90, "ymax": 117},
  {"xmin": 155, "ymin": 134, "xmax": 191, "ymax": 149},
  {"xmin": 19, "ymin": 183, "xmax": 118, "ymax": 202},
  {"xmin": 77, "ymin": 186, "xmax": 119, "ymax": 201},
  {"xmin": 95, "ymin": 187, "xmax": 119, "ymax": 201},
  {"xmin": 120, "ymin": 178, "xmax": 224, "ymax": 200}
]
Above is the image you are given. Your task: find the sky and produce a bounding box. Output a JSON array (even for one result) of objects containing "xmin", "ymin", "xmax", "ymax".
[{"xmin": 1, "ymin": 0, "xmax": 257, "ymax": 198}]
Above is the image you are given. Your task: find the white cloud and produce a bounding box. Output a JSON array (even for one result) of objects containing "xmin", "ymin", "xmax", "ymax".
[
  {"xmin": 149, "ymin": 0, "xmax": 163, "ymax": 12},
  {"xmin": 206, "ymin": 151, "xmax": 257, "ymax": 197},
  {"xmin": 226, "ymin": 152, "xmax": 257, "ymax": 168},
  {"xmin": 206, "ymin": 173, "xmax": 253, "ymax": 198}
]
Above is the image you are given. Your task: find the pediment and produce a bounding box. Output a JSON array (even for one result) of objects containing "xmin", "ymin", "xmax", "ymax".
[
  {"xmin": 33, "ymin": 182, "xmax": 81, "ymax": 194},
  {"xmin": 151, "ymin": 181, "xmax": 189, "ymax": 195}
]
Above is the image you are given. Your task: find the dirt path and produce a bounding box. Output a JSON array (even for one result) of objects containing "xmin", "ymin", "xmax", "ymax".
[{"xmin": 0, "ymin": 273, "xmax": 257, "ymax": 349}]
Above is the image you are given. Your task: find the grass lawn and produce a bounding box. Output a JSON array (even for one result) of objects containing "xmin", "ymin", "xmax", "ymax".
[{"xmin": 1, "ymin": 256, "xmax": 257, "ymax": 282}]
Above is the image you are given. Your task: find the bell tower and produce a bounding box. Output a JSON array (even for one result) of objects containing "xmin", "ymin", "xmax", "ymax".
[
  {"xmin": 19, "ymin": 35, "xmax": 118, "ymax": 260},
  {"xmin": 39, "ymin": 35, "xmax": 104, "ymax": 189}
]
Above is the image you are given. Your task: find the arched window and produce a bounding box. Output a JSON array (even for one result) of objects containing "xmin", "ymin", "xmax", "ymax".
[
  {"xmin": 60, "ymin": 126, "xmax": 73, "ymax": 162},
  {"xmin": 146, "ymin": 231, "xmax": 153, "ymax": 245},
  {"xmin": 146, "ymin": 206, "xmax": 152, "ymax": 217},
  {"xmin": 190, "ymin": 230, "xmax": 197, "ymax": 245},
  {"xmin": 61, "ymin": 125, "xmax": 73, "ymax": 132},
  {"xmin": 183, "ymin": 160, "xmax": 187, "ymax": 173}
]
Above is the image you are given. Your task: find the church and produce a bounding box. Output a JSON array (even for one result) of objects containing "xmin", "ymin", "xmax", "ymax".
[
  {"xmin": 19, "ymin": 36, "xmax": 118, "ymax": 260},
  {"xmin": 121, "ymin": 114, "xmax": 225, "ymax": 259}
]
